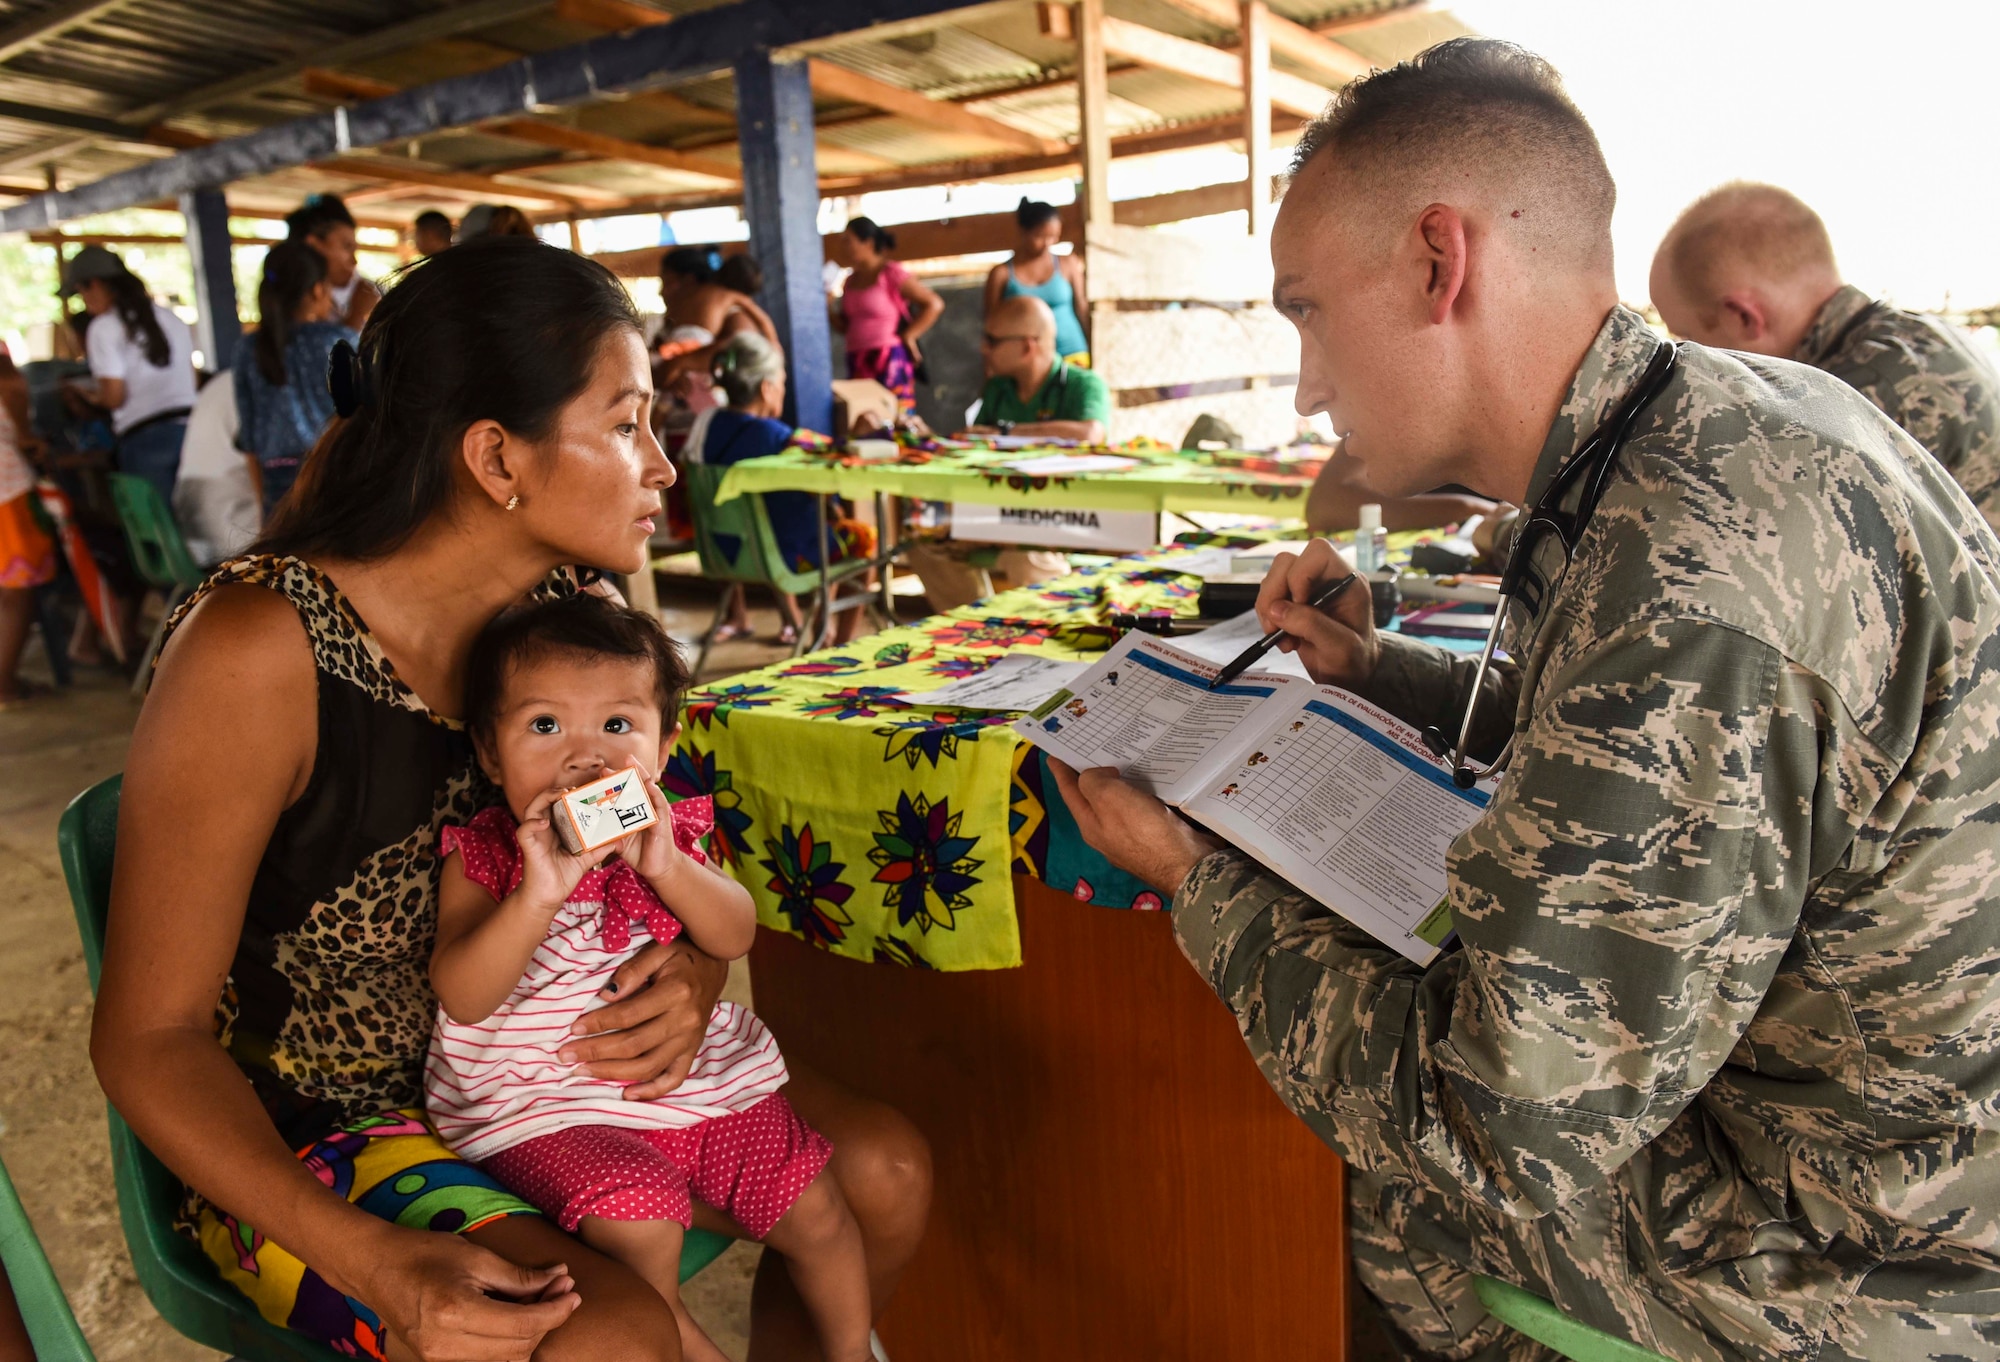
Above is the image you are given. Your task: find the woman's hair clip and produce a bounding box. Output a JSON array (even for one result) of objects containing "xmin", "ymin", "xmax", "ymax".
[
  {"xmin": 705, "ymin": 248, "xmax": 723, "ymax": 272},
  {"xmin": 326, "ymin": 338, "xmax": 373, "ymax": 418}
]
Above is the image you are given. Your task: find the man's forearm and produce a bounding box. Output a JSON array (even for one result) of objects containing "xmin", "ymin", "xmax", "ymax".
[{"xmin": 1359, "ymin": 631, "xmax": 1518, "ymax": 759}]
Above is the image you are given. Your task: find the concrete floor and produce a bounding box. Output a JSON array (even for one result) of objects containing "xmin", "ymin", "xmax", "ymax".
[{"xmin": 0, "ymin": 575, "xmax": 799, "ymax": 1361}]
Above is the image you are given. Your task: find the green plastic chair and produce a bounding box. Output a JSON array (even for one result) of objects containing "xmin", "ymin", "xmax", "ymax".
[
  {"xmin": 1475, "ymin": 1276, "xmax": 1675, "ymax": 1362},
  {"xmin": 106, "ymin": 472, "xmax": 207, "ymax": 698},
  {"xmin": 681, "ymin": 461, "xmax": 875, "ymax": 675},
  {"xmin": 57, "ymin": 776, "xmax": 732, "ymax": 1361},
  {"xmin": 0, "ymin": 1148, "xmax": 96, "ymax": 1361}
]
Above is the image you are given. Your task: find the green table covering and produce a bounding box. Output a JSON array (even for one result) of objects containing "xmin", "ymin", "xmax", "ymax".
[
  {"xmin": 710, "ymin": 443, "xmax": 1323, "ymax": 516},
  {"xmin": 666, "ymin": 528, "xmax": 1478, "ymax": 972}
]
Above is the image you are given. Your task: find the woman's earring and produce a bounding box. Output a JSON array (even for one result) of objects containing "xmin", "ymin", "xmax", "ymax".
[{"xmin": 505, "ymin": 495, "xmax": 520, "ymax": 511}]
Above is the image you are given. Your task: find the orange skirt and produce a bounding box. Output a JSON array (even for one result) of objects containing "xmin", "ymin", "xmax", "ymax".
[{"xmin": 0, "ymin": 491, "xmax": 55, "ymax": 590}]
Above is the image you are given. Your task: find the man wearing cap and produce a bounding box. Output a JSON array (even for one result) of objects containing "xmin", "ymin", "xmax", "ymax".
[
  {"xmin": 1652, "ymin": 182, "xmax": 2000, "ymax": 531},
  {"xmin": 1054, "ymin": 38, "xmax": 2000, "ymax": 1361}
]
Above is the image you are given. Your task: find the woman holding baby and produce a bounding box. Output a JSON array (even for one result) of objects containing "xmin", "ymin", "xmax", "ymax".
[{"xmin": 92, "ymin": 237, "xmax": 930, "ymax": 1362}]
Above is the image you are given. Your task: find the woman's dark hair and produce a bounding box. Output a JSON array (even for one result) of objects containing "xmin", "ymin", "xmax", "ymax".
[
  {"xmin": 846, "ymin": 217, "xmax": 896, "ymax": 254},
  {"xmin": 414, "ymin": 209, "xmax": 453, "ymax": 237},
  {"xmin": 482, "ymin": 205, "xmax": 537, "ymax": 239},
  {"xmin": 285, "ymin": 193, "xmax": 357, "ymax": 243},
  {"xmin": 1016, "ymin": 198, "xmax": 1061, "ymax": 231},
  {"xmin": 257, "ymin": 236, "xmax": 643, "ymax": 561},
  {"xmin": 715, "ymin": 252, "xmax": 763, "ymax": 297},
  {"xmin": 464, "ymin": 592, "xmax": 692, "ymax": 746},
  {"xmin": 253, "ymin": 241, "xmax": 328, "ymax": 387},
  {"xmin": 661, "ymin": 246, "xmax": 718, "ymax": 284},
  {"xmin": 105, "ymin": 268, "xmax": 169, "ymax": 369}
]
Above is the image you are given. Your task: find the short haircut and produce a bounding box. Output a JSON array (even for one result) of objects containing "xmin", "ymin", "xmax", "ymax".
[
  {"xmin": 711, "ymin": 332, "xmax": 784, "ymax": 407},
  {"xmin": 1659, "ymin": 182, "xmax": 1837, "ymax": 302},
  {"xmin": 1289, "ymin": 37, "xmax": 1614, "ymax": 264},
  {"xmin": 285, "ymin": 193, "xmax": 357, "ymax": 242},
  {"xmin": 465, "ymin": 593, "xmax": 692, "ymax": 746},
  {"xmin": 414, "ymin": 210, "xmax": 452, "ymax": 236}
]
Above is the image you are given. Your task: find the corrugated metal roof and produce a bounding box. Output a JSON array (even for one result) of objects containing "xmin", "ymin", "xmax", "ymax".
[{"xmin": 0, "ymin": 0, "xmax": 1448, "ymax": 214}]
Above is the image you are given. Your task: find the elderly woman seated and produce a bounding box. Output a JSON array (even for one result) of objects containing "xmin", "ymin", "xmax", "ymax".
[{"xmin": 688, "ymin": 333, "xmax": 876, "ymax": 647}]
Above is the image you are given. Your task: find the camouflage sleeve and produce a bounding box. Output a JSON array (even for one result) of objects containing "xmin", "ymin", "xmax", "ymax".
[
  {"xmin": 1172, "ymin": 611, "xmax": 1833, "ymax": 1217},
  {"xmin": 1358, "ymin": 630, "xmax": 1518, "ymax": 764},
  {"xmin": 1834, "ymin": 342, "xmax": 2000, "ymax": 511}
]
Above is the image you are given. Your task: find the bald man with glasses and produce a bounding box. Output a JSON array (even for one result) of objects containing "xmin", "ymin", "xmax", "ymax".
[{"xmin": 963, "ymin": 295, "xmax": 1109, "ymax": 445}]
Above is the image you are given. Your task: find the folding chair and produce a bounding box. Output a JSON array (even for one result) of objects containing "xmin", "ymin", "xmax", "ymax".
[
  {"xmin": 105, "ymin": 473, "xmax": 205, "ymax": 698},
  {"xmin": 58, "ymin": 776, "xmax": 732, "ymax": 1361}
]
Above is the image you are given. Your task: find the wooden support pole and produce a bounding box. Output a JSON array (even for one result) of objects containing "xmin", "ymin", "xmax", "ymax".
[
  {"xmin": 734, "ymin": 50, "xmax": 833, "ymax": 437},
  {"xmin": 1075, "ymin": 0, "xmax": 1112, "ymax": 232},
  {"xmin": 178, "ymin": 186, "xmax": 240, "ymax": 373},
  {"xmin": 1240, "ymin": 0, "xmax": 1271, "ymax": 239}
]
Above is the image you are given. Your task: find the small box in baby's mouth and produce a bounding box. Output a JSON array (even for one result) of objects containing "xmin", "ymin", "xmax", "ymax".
[{"xmin": 552, "ymin": 767, "xmax": 660, "ymax": 855}]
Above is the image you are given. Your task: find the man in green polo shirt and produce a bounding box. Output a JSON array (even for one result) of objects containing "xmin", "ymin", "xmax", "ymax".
[{"xmin": 967, "ymin": 295, "xmax": 1110, "ymax": 442}]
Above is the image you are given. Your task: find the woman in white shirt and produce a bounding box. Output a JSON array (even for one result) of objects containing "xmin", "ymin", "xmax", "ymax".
[{"xmin": 61, "ymin": 245, "xmax": 197, "ymax": 503}]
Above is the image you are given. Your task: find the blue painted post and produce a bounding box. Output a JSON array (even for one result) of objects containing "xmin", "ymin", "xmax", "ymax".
[
  {"xmin": 179, "ymin": 187, "xmax": 240, "ymax": 374},
  {"xmin": 734, "ymin": 49, "xmax": 832, "ymax": 436}
]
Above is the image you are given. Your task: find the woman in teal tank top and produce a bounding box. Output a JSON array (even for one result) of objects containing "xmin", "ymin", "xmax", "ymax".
[{"xmin": 983, "ymin": 198, "xmax": 1090, "ymax": 362}]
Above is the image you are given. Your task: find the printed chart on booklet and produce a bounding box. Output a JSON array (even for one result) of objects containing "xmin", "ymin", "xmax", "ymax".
[{"xmin": 1016, "ymin": 633, "xmax": 1490, "ymax": 963}]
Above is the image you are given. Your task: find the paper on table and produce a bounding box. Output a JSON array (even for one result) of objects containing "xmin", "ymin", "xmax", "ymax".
[
  {"xmin": 984, "ymin": 435, "xmax": 1073, "ymax": 451},
  {"xmin": 1005, "ymin": 453, "xmax": 1140, "ymax": 475},
  {"xmin": 1169, "ymin": 610, "xmax": 1311, "ymax": 680},
  {"xmin": 913, "ymin": 654, "xmax": 1089, "ymax": 712}
]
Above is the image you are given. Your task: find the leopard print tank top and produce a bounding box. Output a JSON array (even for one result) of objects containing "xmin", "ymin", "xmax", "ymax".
[{"xmin": 161, "ymin": 555, "xmax": 568, "ymax": 1143}]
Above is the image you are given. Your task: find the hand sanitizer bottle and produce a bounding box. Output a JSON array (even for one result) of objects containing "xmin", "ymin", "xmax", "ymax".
[{"xmin": 1355, "ymin": 503, "xmax": 1387, "ymax": 574}]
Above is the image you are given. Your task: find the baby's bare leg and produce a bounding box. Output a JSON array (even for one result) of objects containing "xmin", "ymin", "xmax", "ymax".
[
  {"xmin": 759, "ymin": 1172, "xmax": 872, "ymax": 1362},
  {"xmin": 578, "ymin": 1216, "xmax": 729, "ymax": 1362}
]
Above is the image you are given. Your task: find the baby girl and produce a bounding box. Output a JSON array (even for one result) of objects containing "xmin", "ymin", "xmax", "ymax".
[{"xmin": 424, "ymin": 592, "xmax": 869, "ymax": 1362}]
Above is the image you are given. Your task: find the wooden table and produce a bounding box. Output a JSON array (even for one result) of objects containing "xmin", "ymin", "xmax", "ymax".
[{"xmin": 750, "ymin": 876, "xmax": 1351, "ymax": 1361}]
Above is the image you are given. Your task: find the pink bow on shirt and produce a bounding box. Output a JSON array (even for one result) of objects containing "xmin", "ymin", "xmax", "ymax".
[{"xmin": 584, "ymin": 796, "xmax": 715, "ymax": 953}]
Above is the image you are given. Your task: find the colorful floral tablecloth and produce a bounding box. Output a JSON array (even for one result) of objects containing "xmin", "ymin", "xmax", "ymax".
[
  {"xmin": 710, "ymin": 444, "xmax": 1323, "ymax": 516},
  {"xmin": 666, "ymin": 531, "xmax": 1462, "ymax": 971}
]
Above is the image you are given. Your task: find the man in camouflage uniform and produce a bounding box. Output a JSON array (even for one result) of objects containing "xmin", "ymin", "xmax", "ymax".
[
  {"xmin": 1053, "ymin": 39, "xmax": 2000, "ymax": 1362},
  {"xmin": 1651, "ymin": 181, "xmax": 2000, "ymax": 530}
]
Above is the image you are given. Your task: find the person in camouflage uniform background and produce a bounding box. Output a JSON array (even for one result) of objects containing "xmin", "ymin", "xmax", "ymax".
[
  {"xmin": 1651, "ymin": 181, "xmax": 2000, "ymax": 531},
  {"xmin": 1052, "ymin": 39, "xmax": 2000, "ymax": 1362}
]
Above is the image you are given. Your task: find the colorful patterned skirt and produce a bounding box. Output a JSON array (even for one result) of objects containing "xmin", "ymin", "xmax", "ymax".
[
  {"xmin": 0, "ymin": 490, "xmax": 55, "ymax": 589},
  {"xmin": 847, "ymin": 343, "xmax": 917, "ymax": 410},
  {"xmin": 194, "ymin": 1108, "xmax": 540, "ymax": 1361}
]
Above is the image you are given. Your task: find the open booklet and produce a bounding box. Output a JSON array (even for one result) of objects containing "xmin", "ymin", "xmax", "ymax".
[{"xmin": 1011, "ymin": 631, "xmax": 1493, "ymax": 966}]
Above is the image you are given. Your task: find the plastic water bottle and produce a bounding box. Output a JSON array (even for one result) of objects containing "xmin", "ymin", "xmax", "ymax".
[{"xmin": 1355, "ymin": 503, "xmax": 1387, "ymax": 574}]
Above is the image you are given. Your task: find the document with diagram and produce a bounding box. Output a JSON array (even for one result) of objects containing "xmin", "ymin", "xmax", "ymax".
[{"xmin": 1013, "ymin": 632, "xmax": 1492, "ymax": 965}]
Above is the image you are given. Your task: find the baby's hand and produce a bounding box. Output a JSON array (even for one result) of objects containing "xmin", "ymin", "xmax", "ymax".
[
  {"xmin": 618, "ymin": 759, "xmax": 693, "ymax": 891},
  {"xmin": 515, "ymin": 789, "xmax": 614, "ymax": 912}
]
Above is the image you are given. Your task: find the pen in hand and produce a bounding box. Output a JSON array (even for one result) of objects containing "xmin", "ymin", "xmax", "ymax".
[{"xmin": 1206, "ymin": 573, "xmax": 1362, "ymax": 690}]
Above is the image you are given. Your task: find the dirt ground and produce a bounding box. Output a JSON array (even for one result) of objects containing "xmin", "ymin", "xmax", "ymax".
[{"xmin": 0, "ymin": 575, "xmax": 806, "ymax": 1361}]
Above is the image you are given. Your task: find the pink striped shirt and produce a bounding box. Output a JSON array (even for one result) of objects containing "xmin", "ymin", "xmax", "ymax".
[{"xmin": 424, "ymin": 800, "xmax": 786, "ymax": 1163}]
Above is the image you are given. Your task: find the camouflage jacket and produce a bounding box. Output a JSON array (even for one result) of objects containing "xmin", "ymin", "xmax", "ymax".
[
  {"xmin": 1796, "ymin": 283, "xmax": 2000, "ymax": 530},
  {"xmin": 1173, "ymin": 305, "xmax": 2000, "ymax": 1348}
]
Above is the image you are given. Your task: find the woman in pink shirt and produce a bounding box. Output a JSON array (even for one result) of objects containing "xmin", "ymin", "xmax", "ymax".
[{"xmin": 832, "ymin": 218, "xmax": 942, "ymax": 412}]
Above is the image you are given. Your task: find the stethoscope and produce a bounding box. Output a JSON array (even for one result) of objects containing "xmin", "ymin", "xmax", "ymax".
[{"xmin": 1421, "ymin": 340, "xmax": 1683, "ymax": 789}]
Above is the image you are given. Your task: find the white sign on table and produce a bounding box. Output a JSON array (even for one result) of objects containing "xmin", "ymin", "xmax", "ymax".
[{"xmin": 949, "ymin": 503, "xmax": 1162, "ymax": 552}]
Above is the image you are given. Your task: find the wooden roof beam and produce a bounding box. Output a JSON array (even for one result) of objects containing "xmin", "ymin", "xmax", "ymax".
[
  {"xmin": 300, "ymin": 68, "xmax": 741, "ymax": 182},
  {"xmin": 1093, "ymin": 16, "xmax": 1330, "ymax": 119},
  {"xmin": 805, "ymin": 56, "xmax": 1064, "ymax": 157},
  {"xmin": 1152, "ymin": 0, "xmax": 1371, "ymax": 85},
  {"xmin": 0, "ymin": 0, "xmax": 141, "ymax": 65},
  {"xmin": 486, "ymin": 120, "xmax": 739, "ymax": 181},
  {"xmin": 1317, "ymin": 2, "xmax": 1430, "ymax": 38}
]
